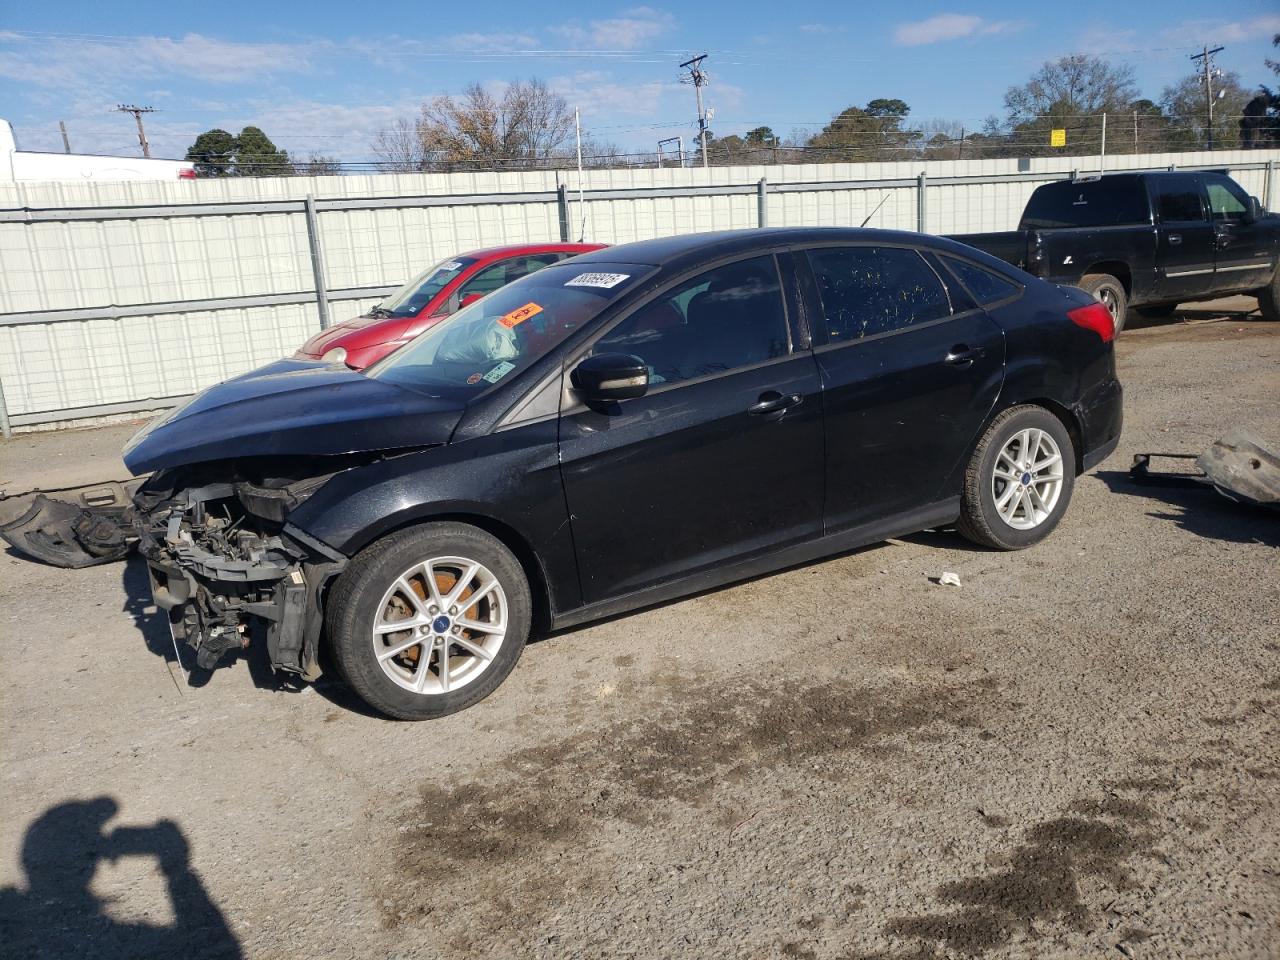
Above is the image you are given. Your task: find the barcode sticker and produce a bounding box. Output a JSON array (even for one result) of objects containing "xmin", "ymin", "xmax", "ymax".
[{"xmin": 565, "ymin": 272, "xmax": 630, "ymax": 289}]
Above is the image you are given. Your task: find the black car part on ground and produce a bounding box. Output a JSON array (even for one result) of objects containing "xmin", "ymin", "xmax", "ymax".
[
  {"xmin": 0, "ymin": 481, "xmax": 140, "ymax": 567},
  {"xmin": 1129, "ymin": 427, "xmax": 1279, "ymax": 511}
]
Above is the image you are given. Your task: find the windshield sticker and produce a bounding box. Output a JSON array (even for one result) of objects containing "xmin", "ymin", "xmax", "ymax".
[
  {"xmin": 442, "ymin": 261, "xmax": 463, "ymax": 271},
  {"xmin": 565, "ymin": 272, "xmax": 630, "ymax": 289},
  {"xmin": 482, "ymin": 361, "xmax": 516, "ymax": 384},
  {"xmin": 466, "ymin": 372, "xmax": 483, "ymax": 385},
  {"xmin": 497, "ymin": 302, "xmax": 543, "ymax": 329}
]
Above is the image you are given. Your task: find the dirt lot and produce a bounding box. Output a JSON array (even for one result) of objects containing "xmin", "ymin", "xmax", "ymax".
[{"xmin": 1, "ymin": 300, "xmax": 1277, "ymax": 960}]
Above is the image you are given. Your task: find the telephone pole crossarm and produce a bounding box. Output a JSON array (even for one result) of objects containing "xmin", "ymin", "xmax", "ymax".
[
  {"xmin": 116, "ymin": 104, "xmax": 156, "ymax": 158},
  {"xmin": 680, "ymin": 54, "xmax": 711, "ymax": 169}
]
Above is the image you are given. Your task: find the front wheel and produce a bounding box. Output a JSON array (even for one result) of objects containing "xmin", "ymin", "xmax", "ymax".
[
  {"xmin": 325, "ymin": 522, "xmax": 531, "ymax": 720},
  {"xmin": 1078, "ymin": 273, "xmax": 1128, "ymax": 335},
  {"xmin": 1258, "ymin": 270, "xmax": 1280, "ymax": 322},
  {"xmin": 956, "ymin": 406, "xmax": 1076, "ymax": 551}
]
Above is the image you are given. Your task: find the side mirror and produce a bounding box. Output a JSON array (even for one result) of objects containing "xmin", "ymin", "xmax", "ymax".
[
  {"xmin": 571, "ymin": 354, "xmax": 649, "ymax": 403},
  {"xmin": 1245, "ymin": 196, "xmax": 1264, "ymax": 223},
  {"xmin": 460, "ymin": 292, "xmax": 485, "ymax": 308}
]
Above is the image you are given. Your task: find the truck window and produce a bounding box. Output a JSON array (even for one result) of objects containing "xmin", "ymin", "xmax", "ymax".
[
  {"xmin": 1204, "ymin": 176, "xmax": 1250, "ymax": 222},
  {"xmin": 1152, "ymin": 180, "xmax": 1206, "ymax": 223},
  {"xmin": 1019, "ymin": 177, "xmax": 1148, "ymax": 229}
]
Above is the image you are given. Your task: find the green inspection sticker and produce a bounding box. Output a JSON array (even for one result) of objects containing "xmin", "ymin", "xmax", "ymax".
[{"xmin": 482, "ymin": 361, "xmax": 516, "ymax": 384}]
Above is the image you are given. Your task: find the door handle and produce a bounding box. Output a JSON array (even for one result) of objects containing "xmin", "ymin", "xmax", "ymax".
[
  {"xmin": 748, "ymin": 392, "xmax": 802, "ymax": 416},
  {"xmin": 945, "ymin": 344, "xmax": 984, "ymax": 366},
  {"xmin": 1168, "ymin": 234, "xmax": 1182, "ymax": 245}
]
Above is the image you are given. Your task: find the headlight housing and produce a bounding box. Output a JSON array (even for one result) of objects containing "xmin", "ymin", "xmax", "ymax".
[{"xmin": 321, "ymin": 346, "xmax": 348, "ymax": 365}]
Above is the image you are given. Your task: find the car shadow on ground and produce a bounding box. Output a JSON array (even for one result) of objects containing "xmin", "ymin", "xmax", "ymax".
[
  {"xmin": 0, "ymin": 797, "xmax": 243, "ymax": 960},
  {"xmin": 1095, "ymin": 469, "xmax": 1279, "ymax": 547},
  {"xmin": 1124, "ymin": 301, "xmax": 1260, "ymax": 332}
]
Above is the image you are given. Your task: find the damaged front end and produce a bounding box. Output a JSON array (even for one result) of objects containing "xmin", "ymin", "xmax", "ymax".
[{"xmin": 132, "ymin": 460, "xmax": 352, "ymax": 676}]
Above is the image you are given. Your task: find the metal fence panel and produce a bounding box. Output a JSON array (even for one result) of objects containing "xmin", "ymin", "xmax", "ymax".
[{"xmin": 1, "ymin": 148, "xmax": 1277, "ymax": 432}]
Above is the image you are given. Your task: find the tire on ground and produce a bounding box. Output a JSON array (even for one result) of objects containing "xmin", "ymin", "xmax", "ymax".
[
  {"xmin": 956, "ymin": 405, "xmax": 1077, "ymax": 551},
  {"xmin": 1258, "ymin": 269, "xmax": 1280, "ymax": 322},
  {"xmin": 1078, "ymin": 273, "xmax": 1128, "ymax": 335},
  {"xmin": 325, "ymin": 521, "xmax": 531, "ymax": 720}
]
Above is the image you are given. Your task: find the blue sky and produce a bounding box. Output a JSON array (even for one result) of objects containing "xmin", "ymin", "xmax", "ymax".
[{"xmin": 2, "ymin": 1, "xmax": 1278, "ymax": 161}]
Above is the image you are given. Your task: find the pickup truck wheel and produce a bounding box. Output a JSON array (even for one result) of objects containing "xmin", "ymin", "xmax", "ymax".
[
  {"xmin": 325, "ymin": 522, "xmax": 531, "ymax": 720},
  {"xmin": 1259, "ymin": 272, "xmax": 1280, "ymax": 322},
  {"xmin": 1078, "ymin": 274, "xmax": 1128, "ymax": 335},
  {"xmin": 956, "ymin": 405, "xmax": 1076, "ymax": 551}
]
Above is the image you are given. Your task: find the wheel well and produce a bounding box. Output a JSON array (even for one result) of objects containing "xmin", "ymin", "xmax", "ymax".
[
  {"xmin": 359, "ymin": 511, "xmax": 555, "ymax": 634},
  {"xmin": 1084, "ymin": 261, "xmax": 1131, "ymax": 297},
  {"xmin": 1005, "ymin": 398, "xmax": 1085, "ymax": 474}
]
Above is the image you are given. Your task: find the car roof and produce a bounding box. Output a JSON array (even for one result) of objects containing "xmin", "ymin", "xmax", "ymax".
[
  {"xmin": 563, "ymin": 227, "xmax": 1008, "ymax": 272},
  {"xmin": 458, "ymin": 242, "xmax": 606, "ymax": 262}
]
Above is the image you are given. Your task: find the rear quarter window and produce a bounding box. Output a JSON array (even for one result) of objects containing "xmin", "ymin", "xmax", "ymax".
[
  {"xmin": 1020, "ymin": 178, "xmax": 1149, "ymax": 229},
  {"xmin": 941, "ymin": 256, "xmax": 1021, "ymax": 305}
]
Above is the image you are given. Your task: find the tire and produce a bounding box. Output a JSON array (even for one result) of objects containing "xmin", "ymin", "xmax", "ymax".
[
  {"xmin": 1259, "ymin": 269, "xmax": 1280, "ymax": 322},
  {"xmin": 1135, "ymin": 303, "xmax": 1178, "ymax": 319},
  {"xmin": 325, "ymin": 522, "xmax": 531, "ymax": 720},
  {"xmin": 1078, "ymin": 273, "xmax": 1128, "ymax": 335},
  {"xmin": 956, "ymin": 405, "xmax": 1077, "ymax": 551}
]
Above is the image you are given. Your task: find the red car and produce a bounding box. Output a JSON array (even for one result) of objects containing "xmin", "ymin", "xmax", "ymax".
[{"xmin": 295, "ymin": 242, "xmax": 605, "ymax": 369}]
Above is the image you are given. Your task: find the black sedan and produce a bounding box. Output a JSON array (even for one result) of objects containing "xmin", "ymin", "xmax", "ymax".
[{"xmin": 121, "ymin": 228, "xmax": 1123, "ymax": 719}]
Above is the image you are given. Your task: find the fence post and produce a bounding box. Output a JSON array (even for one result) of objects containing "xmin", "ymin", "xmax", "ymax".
[
  {"xmin": 557, "ymin": 184, "xmax": 571, "ymax": 242},
  {"xmin": 303, "ymin": 194, "xmax": 331, "ymax": 331},
  {"xmin": 757, "ymin": 178, "xmax": 768, "ymax": 227},
  {"xmin": 1266, "ymin": 159, "xmax": 1275, "ymax": 210},
  {"xmin": 0, "ymin": 375, "xmax": 12, "ymax": 440},
  {"xmin": 916, "ymin": 172, "xmax": 927, "ymax": 233}
]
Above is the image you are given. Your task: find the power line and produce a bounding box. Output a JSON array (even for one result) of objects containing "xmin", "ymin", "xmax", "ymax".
[
  {"xmin": 116, "ymin": 104, "xmax": 156, "ymax": 158},
  {"xmin": 680, "ymin": 53, "xmax": 711, "ymax": 169},
  {"xmin": 1190, "ymin": 44, "xmax": 1226, "ymax": 151}
]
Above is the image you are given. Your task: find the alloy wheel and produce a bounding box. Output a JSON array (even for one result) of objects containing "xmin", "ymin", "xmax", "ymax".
[{"xmin": 991, "ymin": 428, "xmax": 1065, "ymax": 530}]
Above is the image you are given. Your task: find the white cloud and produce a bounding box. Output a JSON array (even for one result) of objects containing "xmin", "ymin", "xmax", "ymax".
[
  {"xmin": 550, "ymin": 7, "xmax": 676, "ymax": 50},
  {"xmin": 1157, "ymin": 14, "xmax": 1280, "ymax": 47},
  {"xmin": 893, "ymin": 14, "xmax": 1022, "ymax": 47},
  {"xmin": 0, "ymin": 31, "xmax": 324, "ymax": 91}
]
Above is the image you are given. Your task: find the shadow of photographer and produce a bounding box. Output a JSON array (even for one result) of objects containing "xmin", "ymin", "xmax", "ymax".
[{"xmin": 0, "ymin": 797, "xmax": 242, "ymax": 959}]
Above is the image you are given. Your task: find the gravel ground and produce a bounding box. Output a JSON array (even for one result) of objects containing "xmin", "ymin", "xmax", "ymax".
[{"xmin": 1, "ymin": 300, "xmax": 1277, "ymax": 960}]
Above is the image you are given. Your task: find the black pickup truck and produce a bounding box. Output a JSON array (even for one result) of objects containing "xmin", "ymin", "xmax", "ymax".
[{"xmin": 951, "ymin": 170, "xmax": 1279, "ymax": 333}]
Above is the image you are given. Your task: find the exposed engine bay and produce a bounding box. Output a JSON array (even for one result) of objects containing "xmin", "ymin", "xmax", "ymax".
[{"xmin": 2, "ymin": 456, "xmax": 362, "ymax": 677}]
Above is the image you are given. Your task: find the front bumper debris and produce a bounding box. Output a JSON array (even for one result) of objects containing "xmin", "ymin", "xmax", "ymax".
[
  {"xmin": 1130, "ymin": 427, "xmax": 1280, "ymax": 511},
  {"xmin": 0, "ymin": 481, "xmax": 139, "ymax": 568}
]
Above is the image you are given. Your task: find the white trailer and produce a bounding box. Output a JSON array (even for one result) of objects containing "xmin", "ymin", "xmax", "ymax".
[{"xmin": 1, "ymin": 120, "xmax": 195, "ymax": 182}]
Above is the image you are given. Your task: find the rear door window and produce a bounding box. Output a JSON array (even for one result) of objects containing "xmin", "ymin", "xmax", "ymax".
[
  {"xmin": 1152, "ymin": 179, "xmax": 1207, "ymax": 223},
  {"xmin": 804, "ymin": 246, "xmax": 951, "ymax": 343},
  {"xmin": 593, "ymin": 255, "xmax": 790, "ymax": 385},
  {"xmin": 940, "ymin": 256, "xmax": 1021, "ymax": 305}
]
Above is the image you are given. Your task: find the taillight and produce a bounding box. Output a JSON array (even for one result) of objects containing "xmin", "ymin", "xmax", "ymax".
[
  {"xmin": 178, "ymin": 168, "xmax": 197, "ymax": 180},
  {"xmin": 1068, "ymin": 302, "xmax": 1115, "ymax": 343}
]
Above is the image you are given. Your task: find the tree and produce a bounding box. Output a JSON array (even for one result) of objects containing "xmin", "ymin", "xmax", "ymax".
[
  {"xmin": 298, "ymin": 154, "xmax": 341, "ymax": 177},
  {"xmin": 804, "ymin": 98, "xmax": 920, "ymax": 162},
  {"xmin": 1242, "ymin": 33, "xmax": 1280, "ymax": 148},
  {"xmin": 1161, "ymin": 69, "xmax": 1251, "ymax": 150},
  {"xmin": 1001, "ymin": 55, "xmax": 1138, "ymax": 156},
  {"xmin": 374, "ymin": 79, "xmax": 575, "ymax": 172},
  {"xmin": 234, "ymin": 126, "xmax": 292, "ymax": 177},
  {"xmin": 185, "ymin": 129, "xmax": 236, "ymax": 177}
]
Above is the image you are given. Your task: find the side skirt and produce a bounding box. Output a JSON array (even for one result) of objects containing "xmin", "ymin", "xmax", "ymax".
[{"xmin": 549, "ymin": 498, "xmax": 961, "ymax": 631}]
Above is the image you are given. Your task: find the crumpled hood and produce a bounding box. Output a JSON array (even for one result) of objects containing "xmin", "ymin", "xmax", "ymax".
[{"xmin": 123, "ymin": 360, "xmax": 463, "ymax": 474}]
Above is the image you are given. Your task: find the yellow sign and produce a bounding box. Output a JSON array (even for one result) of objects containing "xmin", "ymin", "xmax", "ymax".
[{"xmin": 1050, "ymin": 128, "xmax": 1067, "ymax": 148}]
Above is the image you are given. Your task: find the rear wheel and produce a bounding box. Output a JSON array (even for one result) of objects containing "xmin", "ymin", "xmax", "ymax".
[
  {"xmin": 957, "ymin": 406, "xmax": 1076, "ymax": 551},
  {"xmin": 326, "ymin": 522, "xmax": 531, "ymax": 720},
  {"xmin": 1078, "ymin": 273, "xmax": 1128, "ymax": 335},
  {"xmin": 1258, "ymin": 270, "xmax": 1280, "ymax": 322}
]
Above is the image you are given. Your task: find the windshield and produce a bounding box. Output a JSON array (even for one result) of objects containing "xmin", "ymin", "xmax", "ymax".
[
  {"xmin": 378, "ymin": 257, "xmax": 475, "ymax": 317},
  {"xmin": 368, "ymin": 262, "xmax": 652, "ymax": 398}
]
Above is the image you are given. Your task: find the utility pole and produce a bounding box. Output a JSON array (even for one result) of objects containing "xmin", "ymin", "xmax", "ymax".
[
  {"xmin": 116, "ymin": 104, "xmax": 156, "ymax": 158},
  {"xmin": 680, "ymin": 54, "xmax": 710, "ymax": 168},
  {"xmin": 1190, "ymin": 46, "xmax": 1225, "ymax": 151},
  {"xmin": 59, "ymin": 121, "xmax": 71, "ymax": 154}
]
